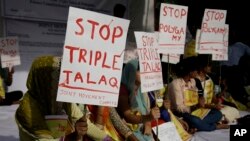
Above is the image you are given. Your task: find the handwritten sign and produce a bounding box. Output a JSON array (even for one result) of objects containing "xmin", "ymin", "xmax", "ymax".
[
  {"xmin": 212, "ymin": 24, "xmax": 229, "ymax": 61},
  {"xmin": 0, "ymin": 37, "xmax": 21, "ymax": 68},
  {"xmin": 135, "ymin": 32, "xmax": 163, "ymax": 93},
  {"xmin": 195, "ymin": 29, "xmax": 201, "ymax": 53},
  {"xmin": 199, "ymin": 9, "xmax": 227, "ymax": 54},
  {"xmin": 152, "ymin": 122, "xmax": 182, "ymax": 141},
  {"xmin": 161, "ymin": 54, "xmax": 180, "ymax": 64},
  {"xmin": 158, "ymin": 3, "xmax": 188, "ymax": 54},
  {"xmin": 57, "ymin": 7, "xmax": 130, "ymax": 107}
]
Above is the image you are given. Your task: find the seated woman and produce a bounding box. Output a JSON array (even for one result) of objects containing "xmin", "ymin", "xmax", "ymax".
[
  {"xmin": 116, "ymin": 59, "xmax": 161, "ymax": 141},
  {"xmin": 148, "ymin": 89, "xmax": 192, "ymax": 141},
  {"xmin": 194, "ymin": 55, "xmax": 240, "ymax": 123},
  {"xmin": 220, "ymin": 77, "xmax": 248, "ymax": 111},
  {"xmin": 0, "ymin": 66, "xmax": 23, "ymax": 106},
  {"xmin": 168, "ymin": 56, "xmax": 229, "ymax": 132},
  {"xmin": 15, "ymin": 56, "xmax": 111, "ymax": 141}
]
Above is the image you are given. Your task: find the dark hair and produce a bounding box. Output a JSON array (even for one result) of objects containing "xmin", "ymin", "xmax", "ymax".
[
  {"xmin": 174, "ymin": 56, "xmax": 198, "ymax": 77},
  {"xmin": 196, "ymin": 54, "xmax": 212, "ymax": 71},
  {"xmin": 113, "ymin": 4, "xmax": 126, "ymax": 18}
]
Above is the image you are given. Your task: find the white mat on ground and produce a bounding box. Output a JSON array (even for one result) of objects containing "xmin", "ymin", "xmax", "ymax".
[
  {"xmin": 0, "ymin": 104, "xmax": 19, "ymax": 141},
  {"xmin": 191, "ymin": 110, "xmax": 250, "ymax": 141}
]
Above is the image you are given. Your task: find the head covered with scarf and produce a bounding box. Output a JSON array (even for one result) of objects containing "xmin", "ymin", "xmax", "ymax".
[
  {"xmin": 15, "ymin": 56, "xmax": 78, "ymax": 138},
  {"xmin": 25, "ymin": 55, "xmax": 63, "ymax": 114},
  {"xmin": 121, "ymin": 59, "xmax": 148, "ymax": 115}
]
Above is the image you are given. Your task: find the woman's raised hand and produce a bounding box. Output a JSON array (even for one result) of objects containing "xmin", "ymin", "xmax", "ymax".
[{"xmin": 75, "ymin": 116, "xmax": 88, "ymax": 138}]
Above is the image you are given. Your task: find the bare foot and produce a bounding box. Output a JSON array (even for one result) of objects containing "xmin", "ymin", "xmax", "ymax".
[{"xmin": 216, "ymin": 123, "xmax": 229, "ymax": 129}]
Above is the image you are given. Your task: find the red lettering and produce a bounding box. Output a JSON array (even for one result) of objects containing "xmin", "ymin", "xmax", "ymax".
[
  {"xmin": 99, "ymin": 25, "xmax": 110, "ymax": 41},
  {"xmin": 181, "ymin": 9, "xmax": 187, "ymax": 18},
  {"xmin": 142, "ymin": 36, "xmax": 154, "ymax": 47},
  {"xmin": 87, "ymin": 72, "xmax": 96, "ymax": 84},
  {"xmin": 112, "ymin": 55, "xmax": 120, "ymax": 70},
  {"xmin": 98, "ymin": 75, "xmax": 107, "ymax": 85},
  {"xmin": 64, "ymin": 46, "xmax": 121, "ymax": 70},
  {"xmin": 143, "ymin": 48, "xmax": 150, "ymax": 60},
  {"xmin": 87, "ymin": 20, "xmax": 100, "ymax": 39},
  {"xmin": 78, "ymin": 49, "xmax": 87, "ymax": 63},
  {"xmin": 168, "ymin": 6, "xmax": 174, "ymax": 17},
  {"xmin": 89, "ymin": 50, "xmax": 93, "ymax": 65},
  {"xmin": 163, "ymin": 6, "xmax": 168, "ymax": 16},
  {"xmin": 112, "ymin": 26, "xmax": 123, "ymax": 44},
  {"xmin": 205, "ymin": 10, "xmax": 225, "ymax": 22},
  {"xmin": 65, "ymin": 46, "xmax": 79, "ymax": 63},
  {"xmin": 159, "ymin": 24, "xmax": 184, "ymax": 35},
  {"xmin": 102, "ymin": 52, "xmax": 111, "ymax": 69},
  {"xmin": 141, "ymin": 62, "xmax": 161, "ymax": 72},
  {"xmin": 162, "ymin": 6, "xmax": 187, "ymax": 19},
  {"xmin": 74, "ymin": 18, "xmax": 124, "ymax": 44},
  {"xmin": 0, "ymin": 38, "xmax": 17, "ymax": 47},
  {"xmin": 75, "ymin": 18, "xmax": 84, "ymax": 35},
  {"xmin": 95, "ymin": 51, "xmax": 102, "ymax": 66},
  {"xmin": 60, "ymin": 70, "xmax": 119, "ymax": 90},
  {"xmin": 74, "ymin": 72, "xmax": 83, "ymax": 83},
  {"xmin": 63, "ymin": 70, "xmax": 72, "ymax": 84}
]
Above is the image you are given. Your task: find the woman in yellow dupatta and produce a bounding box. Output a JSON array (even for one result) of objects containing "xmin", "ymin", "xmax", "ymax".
[
  {"xmin": 15, "ymin": 56, "xmax": 110, "ymax": 141},
  {"xmin": 116, "ymin": 59, "xmax": 161, "ymax": 141},
  {"xmin": 168, "ymin": 56, "xmax": 228, "ymax": 132},
  {"xmin": 192, "ymin": 55, "xmax": 240, "ymax": 123}
]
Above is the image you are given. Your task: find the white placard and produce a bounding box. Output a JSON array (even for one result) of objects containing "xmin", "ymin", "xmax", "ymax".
[
  {"xmin": 134, "ymin": 32, "xmax": 163, "ymax": 93},
  {"xmin": 199, "ymin": 9, "xmax": 227, "ymax": 54},
  {"xmin": 57, "ymin": 7, "xmax": 130, "ymax": 107},
  {"xmin": 1, "ymin": 0, "xmax": 128, "ymax": 22},
  {"xmin": 152, "ymin": 122, "xmax": 182, "ymax": 141},
  {"xmin": 195, "ymin": 29, "xmax": 201, "ymax": 53},
  {"xmin": 3, "ymin": 19, "xmax": 65, "ymax": 69},
  {"xmin": 158, "ymin": 3, "xmax": 188, "ymax": 54},
  {"xmin": 0, "ymin": 37, "xmax": 21, "ymax": 68},
  {"xmin": 161, "ymin": 54, "xmax": 180, "ymax": 64},
  {"xmin": 212, "ymin": 24, "xmax": 229, "ymax": 61}
]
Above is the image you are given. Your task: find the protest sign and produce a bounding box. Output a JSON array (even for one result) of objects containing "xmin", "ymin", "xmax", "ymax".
[
  {"xmin": 199, "ymin": 9, "xmax": 227, "ymax": 54},
  {"xmin": 158, "ymin": 3, "xmax": 188, "ymax": 54},
  {"xmin": 57, "ymin": 7, "xmax": 130, "ymax": 107},
  {"xmin": 135, "ymin": 32, "xmax": 163, "ymax": 93},
  {"xmin": 212, "ymin": 24, "xmax": 229, "ymax": 61},
  {"xmin": 0, "ymin": 37, "xmax": 21, "ymax": 68}
]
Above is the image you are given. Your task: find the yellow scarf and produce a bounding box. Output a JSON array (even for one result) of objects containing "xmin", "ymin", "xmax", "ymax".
[
  {"xmin": 0, "ymin": 76, "xmax": 5, "ymax": 99},
  {"xmin": 169, "ymin": 110, "xmax": 192, "ymax": 141}
]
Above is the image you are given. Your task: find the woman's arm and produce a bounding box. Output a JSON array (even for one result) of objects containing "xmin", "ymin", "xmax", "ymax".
[
  {"xmin": 109, "ymin": 107, "xmax": 139, "ymax": 141},
  {"xmin": 70, "ymin": 104, "xmax": 108, "ymax": 141}
]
